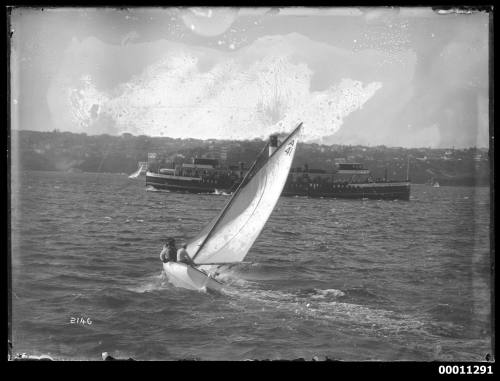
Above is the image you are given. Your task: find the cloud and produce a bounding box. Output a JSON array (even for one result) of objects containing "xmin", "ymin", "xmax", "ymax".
[
  {"xmin": 41, "ymin": 21, "xmax": 488, "ymax": 148},
  {"xmin": 47, "ymin": 34, "xmax": 384, "ymax": 141},
  {"xmin": 12, "ymin": 7, "xmax": 490, "ymax": 148}
]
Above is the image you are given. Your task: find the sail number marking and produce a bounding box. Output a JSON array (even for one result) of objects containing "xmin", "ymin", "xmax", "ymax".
[{"xmin": 285, "ymin": 140, "xmax": 295, "ymax": 156}]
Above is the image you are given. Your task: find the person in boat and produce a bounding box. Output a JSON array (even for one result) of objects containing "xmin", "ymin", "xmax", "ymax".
[
  {"xmin": 177, "ymin": 243, "xmax": 196, "ymax": 267},
  {"xmin": 160, "ymin": 238, "xmax": 178, "ymax": 263}
]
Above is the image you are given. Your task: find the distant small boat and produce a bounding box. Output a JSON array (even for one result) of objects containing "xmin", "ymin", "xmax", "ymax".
[
  {"xmin": 433, "ymin": 182, "xmax": 440, "ymax": 188},
  {"xmin": 162, "ymin": 122, "xmax": 303, "ymax": 292},
  {"xmin": 128, "ymin": 162, "xmax": 148, "ymax": 179}
]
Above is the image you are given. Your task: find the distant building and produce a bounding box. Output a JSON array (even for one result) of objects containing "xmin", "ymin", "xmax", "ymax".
[{"xmin": 205, "ymin": 145, "xmax": 229, "ymax": 163}]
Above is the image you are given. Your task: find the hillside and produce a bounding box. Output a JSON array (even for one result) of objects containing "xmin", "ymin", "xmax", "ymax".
[{"xmin": 10, "ymin": 130, "xmax": 490, "ymax": 186}]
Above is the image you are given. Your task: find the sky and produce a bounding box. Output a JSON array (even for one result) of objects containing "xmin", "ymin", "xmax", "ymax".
[{"xmin": 9, "ymin": 7, "xmax": 490, "ymax": 148}]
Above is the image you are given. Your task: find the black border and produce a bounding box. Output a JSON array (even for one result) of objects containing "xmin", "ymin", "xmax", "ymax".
[{"xmin": 2, "ymin": 2, "xmax": 496, "ymax": 373}]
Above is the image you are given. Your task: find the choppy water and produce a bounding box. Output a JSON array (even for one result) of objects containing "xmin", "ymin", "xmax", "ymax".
[{"xmin": 10, "ymin": 171, "xmax": 492, "ymax": 361}]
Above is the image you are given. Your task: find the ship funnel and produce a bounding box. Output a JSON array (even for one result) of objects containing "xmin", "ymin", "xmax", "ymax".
[{"xmin": 269, "ymin": 134, "xmax": 278, "ymax": 157}]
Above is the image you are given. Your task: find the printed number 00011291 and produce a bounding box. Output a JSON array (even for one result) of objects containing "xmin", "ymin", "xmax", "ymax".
[{"xmin": 438, "ymin": 365, "xmax": 493, "ymax": 375}]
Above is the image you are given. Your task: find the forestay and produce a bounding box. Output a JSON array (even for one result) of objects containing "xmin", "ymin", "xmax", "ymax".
[{"xmin": 186, "ymin": 123, "xmax": 302, "ymax": 265}]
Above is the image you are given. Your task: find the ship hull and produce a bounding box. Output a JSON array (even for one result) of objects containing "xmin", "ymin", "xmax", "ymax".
[
  {"xmin": 147, "ymin": 172, "xmax": 410, "ymax": 200},
  {"xmin": 146, "ymin": 172, "xmax": 234, "ymax": 194},
  {"xmin": 282, "ymin": 182, "xmax": 411, "ymax": 200}
]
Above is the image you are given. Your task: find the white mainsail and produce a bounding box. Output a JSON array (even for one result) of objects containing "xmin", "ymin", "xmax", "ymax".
[{"xmin": 186, "ymin": 123, "xmax": 302, "ymax": 265}]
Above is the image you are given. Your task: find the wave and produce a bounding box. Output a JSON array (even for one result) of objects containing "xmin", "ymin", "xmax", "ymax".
[
  {"xmin": 219, "ymin": 280, "xmax": 424, "ymax": 336},
  {"xmin": 270, "ymin": 228, "xmax": 300, "ymax": 236},
  {"xmin": 119, "ymin": 236, "xmax": 144, "ymax": 242},
  {"xmin": 343, "ymin": 287, "xmax": 387, "ymax": 301},
  {"xmin": 108, "ymin": 243, "xmax": 132, "ymax": 248},
  {"xmin": 118, "ymin": 229, "xmax": 138, "ymax": 234},
  {"xmin": 146, "ymin": 186, "xmax": 168, "ymax": 193},
  {"xmin": 424, "ymin": 303, "xmax": 460, "ymax": 316},
  {"xmin": 215, "ymin": 262, "xmax": 292, "ymax": 282},
  {"xmin": 310, "ymin": 288, "xmax": 345, "ymax": 299},
  {"xmin": 125, "ymin": 272, "xmax": 172, "ymax": 293},
  {"xmin": 421, "ymin": 320, "xmax": 468, "ymax": 339},
  {"xmin": 91, "ymin": 288, "xmax": 138, "ymax": 308}
]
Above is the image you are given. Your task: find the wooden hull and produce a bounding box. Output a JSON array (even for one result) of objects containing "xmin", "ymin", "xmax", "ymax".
[{"xmin": 163, "ymin": 262, "xmax": 224, "ymax": 292}]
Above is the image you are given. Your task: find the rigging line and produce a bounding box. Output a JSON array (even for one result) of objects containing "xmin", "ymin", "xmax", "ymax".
[{"xmin": 191, "ymin": 141, "xmax": 270, "ymax": 263}]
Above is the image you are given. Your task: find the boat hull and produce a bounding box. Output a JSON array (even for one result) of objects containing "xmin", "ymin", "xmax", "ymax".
[
  {"xmin": 163, "ymin": 262, "xmax": 224, "ymax": 292},
  {"xmin": 282, "ymin": 181, "xmax": 411, "ymax": 200},
  {"xmin": 148, "ymin": 172, "xmax": 410, "ymax": 200},
  {"xmin": 146, "ymin": 172, "xmax": 235, "ymax": 194}
]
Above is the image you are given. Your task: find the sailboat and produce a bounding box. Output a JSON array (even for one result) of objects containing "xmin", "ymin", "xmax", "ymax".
[
  {"xmin": 163, "ymin": 122, "xmax": 303, "ymax": 291},
  {"xmin": 128, "ymin": 162, "xmax": 147, "ymax": 179},
  {"xmin": 430, "ymin": 177, "xmax": 440, "ymax": 187}
]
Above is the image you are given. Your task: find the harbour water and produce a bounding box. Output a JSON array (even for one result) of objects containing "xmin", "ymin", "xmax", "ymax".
[{"xmin": 10, "ymin": 170, "xmax": 492, "ymax": 360}]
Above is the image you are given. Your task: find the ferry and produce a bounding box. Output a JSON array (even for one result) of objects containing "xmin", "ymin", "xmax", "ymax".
[
  {"xmin": 282, "ymin": 163, "xmax": 411, "ymax": 200},
  {"xmin": 145, "ymin": 148, "xmax": 410, "ymax": 200},
  {"xmin": 146, "ymin": 157, "xmax": 245, "ymax": 194}
]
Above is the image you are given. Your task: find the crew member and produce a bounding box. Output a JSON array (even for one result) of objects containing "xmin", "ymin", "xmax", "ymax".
[
  {"xmin": 177, "ymin": 243, "xmax": 196, "ymax": 266},
  {"xmin": 160, "ymin": 238, "xmax": 178, "ymax": 263}
]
